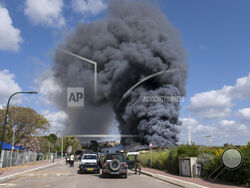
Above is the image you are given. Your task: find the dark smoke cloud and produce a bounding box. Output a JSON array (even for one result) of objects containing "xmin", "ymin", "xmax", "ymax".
[{"xmin": 52, "ymin": 0, "xmax": 188, "ymax": 147}]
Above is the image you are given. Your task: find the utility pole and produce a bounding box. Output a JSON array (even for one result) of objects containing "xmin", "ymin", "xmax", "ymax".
[
  {"xmin": 188, "ymin": 126, "xmax": 191, "ymax": 145},
  {"xmin": 149, "ymin": 142, "xmax": 152, "ymax": 168},
  {"xmin": 61, "ymin": 136, "xmax": 63, "ymax": 158},
  {"xmin": 199, "ymin": 135, "xmax": 211, "ymax": 146},
  {"xmin": 10, "ymin": 129, "xmax": 15, "ymax": 166},
  {"xmin": 206, "ymin": 136, "xmax": 211, "ymax": 147}
]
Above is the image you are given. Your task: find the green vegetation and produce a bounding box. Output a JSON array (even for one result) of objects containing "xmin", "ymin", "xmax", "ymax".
[
  {"xmin": 0, "ymin": 105, "xmax": 82, "ymax": 155},
  {"xmin": 37, "ymin": 135, "xmax": 82, "ymax": 155},
  {"xmin": 202, "ymin": 143, "xmax": 250, "ymax": 186},
  {"xmin": 0, "ymin": 105, "xmax": 50, "ymax": 145},
  {"xmin": 140, "ymin": 150, "xmax": 170, "ymax": 170},
  {"xmin": 63, "ymin": 136, "xmax": 82, "ymax": 154},
  {"xmin": 140, "ymin": 143, "xmax": 250, "ymax": 186}
]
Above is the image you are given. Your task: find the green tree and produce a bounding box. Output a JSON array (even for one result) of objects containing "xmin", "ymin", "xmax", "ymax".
[
  {"xmin": 43, "ymin": 134, "xmax": 58, "ymax": 152},
  {"xmin": 0, "ymin": 106, "xmax": 50, "ymax": 145},
  {"xmin": 37, "ymin": 136, "xmax": 50, "ymax": 153},
  {"xmin": 44, "ymin": 134, "xmax": 57, "ymax": 144},
  {"xmin": 64, "ymin": 136, "xmax": 82, "ymax": 154}
]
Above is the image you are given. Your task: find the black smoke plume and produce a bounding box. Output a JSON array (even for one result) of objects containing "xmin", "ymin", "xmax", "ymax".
[{"xmin": 52, "ymin": 0, "xmax": 188, "ymax": 147}]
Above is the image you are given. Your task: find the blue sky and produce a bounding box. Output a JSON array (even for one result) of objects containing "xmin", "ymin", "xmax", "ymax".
[{"xmin": 0, "ymin": 0, "xmax": 250, "ymax": 146}]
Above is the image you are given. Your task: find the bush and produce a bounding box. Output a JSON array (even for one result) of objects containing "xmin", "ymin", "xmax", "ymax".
[
  {"xmin": 140, "ymin": 152, "xmax": 150, "ymax": 167},
  {"xmin": 166, "ymin": 147, "xmax": 178, "ymax": 174},
  {"xmin": 177, "ymin": 144, "xmax": 200, "ymax": 157},
  {"xmin": 198, "ymin": 144, "xmax": 250, "ymax": 186},
  {"xmin": 152, "ymin": 150, "xmax": 170, "ymax": 170},
  {"xmin": 140, "ymin": 150, "xmax": 170, "ymax": 170},
  {"xmin": 140, "ymin": 143, "xmax": 250, "ymax": 186},
  {"xmin": 140, "ymin": 144, "xmax": 200, "ymax": 174},
  {"xmin": 208, "ymin": 144, "xmax": 249, "ymax": 186},
  {"xmin": 197, "ymin": 153, "xmax": 214, "ymax": 177}
]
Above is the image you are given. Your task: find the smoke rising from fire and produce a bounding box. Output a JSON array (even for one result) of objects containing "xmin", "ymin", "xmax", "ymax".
[{"xmin": 52, "ymin": 0, "xmax": 188, "ymax": 147}]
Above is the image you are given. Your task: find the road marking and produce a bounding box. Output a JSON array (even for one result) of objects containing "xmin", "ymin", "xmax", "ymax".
[
  {"xmin": 0, "ymin": 183, "xmax": 16, "ymax": 187},
  {"xmin": 0, "ymin": 162, "xmax": 59, "ymax": 183},
  {"xmin": 20, "ymin": 172, "xmax": 73, "ymax": 177}
]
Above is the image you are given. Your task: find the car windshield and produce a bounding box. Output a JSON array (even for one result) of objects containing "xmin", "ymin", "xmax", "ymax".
[
  {"xmin": 83, "ymin": 155, "xmax": 97, "ymax": 159},
  {"xmin": 106, "ymin": 154, "xmax": 125, "ymax": 161}
]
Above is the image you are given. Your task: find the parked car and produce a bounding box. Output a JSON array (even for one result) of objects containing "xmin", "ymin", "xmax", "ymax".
[
  {"xmin": 79, "ymin": 154, "xmax": 100, "ymax": 174},
  {"xmin": 102, "ymin": 153, "xmax": 127, "ymax": 178},
  {"xmin": 126, "ymin": 152, "xmax": 140, "ymax": 169}
]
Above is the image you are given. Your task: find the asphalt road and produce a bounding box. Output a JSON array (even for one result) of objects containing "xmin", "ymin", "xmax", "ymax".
[{"xmin": 0, "ymin": 161, "xmax": 181, "ymax": 188}]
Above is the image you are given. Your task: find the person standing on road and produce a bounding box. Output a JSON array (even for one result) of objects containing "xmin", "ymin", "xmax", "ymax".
[
  {"xmin": 135, "ymin": 155, "xmax": 142, "ymax": 175},
  {"xmin": 99, "ymin": 155, "xmax": 105, "ymax": 168}
]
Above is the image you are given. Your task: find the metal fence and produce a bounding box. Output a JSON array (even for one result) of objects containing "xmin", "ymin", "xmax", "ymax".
[
  {"xmin": 0, "ymin": 150, "xmax": 59, "ymax": 168},
  {"xmin": 1, "ymin": 150, "xmax": 38, "ymax": 168}
]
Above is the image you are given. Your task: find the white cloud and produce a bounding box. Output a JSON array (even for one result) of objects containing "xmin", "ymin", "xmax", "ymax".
[
  {"xmin": 237, "ymin": 108, "xmax": 250, "ymax": 123},
  {"xmin": 188, "ymin": 90, "xmax": 232, "ymax": 119},
  {"xmin": 0, "ymin": 70, "xmax": 22, "ymax": 105},
  {"xmin": 71, "ymin": 0, "xmax": 106, "ymax": 15},
  {"xmin": 34, "ymin": 69, "xmax": 62, "ymax": 105},
  {"xmin": 183, "ymin": 74, "xmax": 250, "ymax": 145},
  {"xmin": 181, "ymin": 118, "xmax": 198, "ymax": 128},
  {"xmin": 227, "ymin": 73, "xmax": 250, "ymax": 100},
  {"xmin": 179, "ymin": 118, "xmax": 250, "ymax": 146},
  {"xmin": 218, "ymin": 120, "xmax": 247, "ymax": 131},
  {"xmin": 24, "ymin": 0, "xmax": 65, "ymax": 28},
  {"xmin": 188, "ymin": 73, "xmax": 250, "ymax": 120},
  {"xmin": 0, "ymin": 5, "xmax": 23, "ymax": 51},
  {"xmin": 181, "ymin": 118, "xmax": 216, "ymax": 135},
  {"xmin": 42, "ymin": 110, "xmax": 67, "ymax": 132}
]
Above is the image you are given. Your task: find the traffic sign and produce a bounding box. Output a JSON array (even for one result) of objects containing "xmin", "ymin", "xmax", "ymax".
[{"xmin": 149, "ymin": 142, "xmax": 152, "ymax": 148}]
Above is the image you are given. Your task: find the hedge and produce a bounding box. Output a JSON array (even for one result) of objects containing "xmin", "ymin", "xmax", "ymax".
[{"xmin": 139, "ymin": 143, "xmax": 250, "ymax": 186}]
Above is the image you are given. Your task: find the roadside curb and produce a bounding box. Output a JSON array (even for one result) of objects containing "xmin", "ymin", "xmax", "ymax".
[
  {"xmin": 140, "ymin": 170, "xmax": 208, "ymax": 188},
  {"xmin": 0, "ymin": 162, "xmax": 59, "ymax": 183}
]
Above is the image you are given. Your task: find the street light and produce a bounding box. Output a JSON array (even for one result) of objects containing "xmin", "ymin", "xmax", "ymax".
[
  {"xmin": 58, "ymin": 48, "xmax": 97, "ymax": 101},
  {"xmin": 10, "ymin": 129, "xmax": 15, "ymax": 166},
  {"xmin": 0, "ymin": 91, "xmax": 38, "ymax": 164},
  {"xmin": 61, "ymin": 136, "xmax": 63, "ymax": 158}
]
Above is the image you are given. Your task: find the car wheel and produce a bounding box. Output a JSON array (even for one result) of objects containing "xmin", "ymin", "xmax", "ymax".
[{"xmin": 110, "ymin": 159, "xmax": 121, "ymax": 171}]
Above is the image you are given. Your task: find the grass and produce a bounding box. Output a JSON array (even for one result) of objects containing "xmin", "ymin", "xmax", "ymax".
[{"xmin": 140, "ymin": 149, "xmax": 170, "ymax": 170}]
